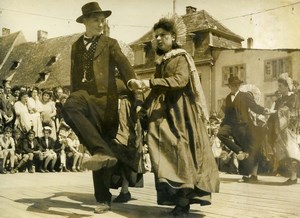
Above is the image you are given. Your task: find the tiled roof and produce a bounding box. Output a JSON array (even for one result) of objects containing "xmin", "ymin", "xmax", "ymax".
[
  {"xmin": 0, "ymin": 31, "xmax": 26, "ymax": 66},
  {"xmin": 0, "ymin": 33, "xmax": 82, "ymax": 88},
  {"xmin": 182, "ymin": 10, "xmax": 243, "ymax": 40},
  {"xmin": 130, "ymin": 10, "xmax": 243, "ymax": 45}
]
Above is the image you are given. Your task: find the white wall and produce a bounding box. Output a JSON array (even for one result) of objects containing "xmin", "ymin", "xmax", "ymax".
[{"xmin": 213, "ymin": 49, "xmax": 300, "ymax": 109}]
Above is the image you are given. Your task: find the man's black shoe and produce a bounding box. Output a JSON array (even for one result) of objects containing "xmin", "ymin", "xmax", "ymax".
[
  {"xmin": 113, "ymin": 192, "xmax": 131, "ymax": 203},
  {"xmin": 169, "ymin": 204, "xmax": 190, "ymax": 217}
]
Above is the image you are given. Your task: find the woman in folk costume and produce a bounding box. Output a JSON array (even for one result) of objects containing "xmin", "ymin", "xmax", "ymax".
[
  {"xmin": 266, "ymin": 73, "xmax": 300, "ymax": 185},
  {"xmin": 130, "ymin": 16, "xmax": 219, "ymax": 216}
]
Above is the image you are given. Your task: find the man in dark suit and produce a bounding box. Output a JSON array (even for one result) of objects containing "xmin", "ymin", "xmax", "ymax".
[
  {"xmin": 62, "ymin": 2, "xmax": 142, "ymax": 214},
  {"xmin": 217, "ymin": 76, "xmax": 269, "ymax": 182}
]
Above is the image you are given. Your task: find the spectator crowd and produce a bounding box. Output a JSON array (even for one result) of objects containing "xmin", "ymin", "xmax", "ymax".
[{"xmin": 0, "ymin": 84, "xmax": 90, "ymax": 174}]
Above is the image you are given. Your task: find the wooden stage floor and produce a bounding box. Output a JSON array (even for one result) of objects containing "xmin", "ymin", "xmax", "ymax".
[{"xmin": 0, "ymin": 171, "xmax": 299, "ymax": 218}]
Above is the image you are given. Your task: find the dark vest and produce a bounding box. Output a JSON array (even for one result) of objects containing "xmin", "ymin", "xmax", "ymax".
[{"xmin": 77, "ymin": 36, "xmax": 101, "ymax": 95}]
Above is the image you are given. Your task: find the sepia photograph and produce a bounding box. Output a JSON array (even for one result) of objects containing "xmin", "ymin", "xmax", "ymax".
[{"xmin": 0, "ymin": 0, "xmax": 300, "ymax": 217}]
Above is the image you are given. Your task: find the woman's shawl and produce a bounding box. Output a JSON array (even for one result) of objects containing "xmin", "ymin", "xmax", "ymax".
[{"xmin": 155, "ymin": 48, "xmax": 209, "ymax": 121}]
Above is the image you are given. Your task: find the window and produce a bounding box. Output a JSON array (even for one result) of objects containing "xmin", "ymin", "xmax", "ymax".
[
  {"xmin": 10, "ymin": 60, "xmax": 21, "ymax": 70},
  {"xmin": 46, "ymin": 56, "xmax": 58, "ymax": 66},
  {"xmin": 222, "ymin": 64, "xmax": 246, "ymax": 86},
  {"xmin": 133, "ymin": 44, "xmax": 146, "ymax": 66},
  {"xmin": 36, "ymin": 71, "xmax": 50, "ymax": 83},
  {"xmin": 264, "ymin": 57, "xmax": 292, "ymax": 81}
]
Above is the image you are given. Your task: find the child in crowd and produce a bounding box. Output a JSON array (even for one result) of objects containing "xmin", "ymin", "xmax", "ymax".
[
  {"xmin": 23, "ymin": 130, "xmax": 43, "ymax": 173},
  {"xmin": 210, "ymin": 125, "xmax": 223, "ymax": 170},
  {"xmin": 0, "ymin": 127, "xmax": 16, "ymax": 173},
  {"xmin": 54, "ymin": 128, "xmax": 70, "ymax": 172},
  {"xmin": 65, "ymin": 130, "xmax": 83, "ymax": 172},
  {"xmin": 39, "ymin": 126, "xmax": 57, "ymax": 172},
  {"xmin": 13, "ymin": 129, "xmax": 29, "ymax": 172}
]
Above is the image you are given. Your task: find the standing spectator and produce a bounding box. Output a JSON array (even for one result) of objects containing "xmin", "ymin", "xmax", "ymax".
[
  {"xmin": 55, "ymin": 93, "xmax": 69, "ymax": 132},
  {"xmin": 54, "ymin": 87, "xmax": 64, "ymax": 102},
  {"xmin": 3, "ymin": 84, "xmax": 15, "ymax": 128},
  {"xmin": 14, "ymin": 91, "xmax": 32, "ymax": 134},
  {"xmin": 4, "ymin": 84, "xmax": 16, "ymax": 105},
  {"xmin": 23, "ymin": 130, "xmax": 44, "ymax": 173},
  {"xmin": 39, "ymin": 126, "xmax": 57, "ymax": 172},
  {"xmin": 27, "ymin": 87, "xmax": 43, "ymax": 137},
  {"xmin": 11, "ymin": 86, "xmax": 21, "ymax": 102},
  {"xmin": 40, "ymin": 90, "xmax": 57, "ymax": 140},
  {"xmin": 0, "ymin": 127, "xmax": 16, "ymax": 173},
  {"xmin": 0, "ymin": 85, "xmax": 14, "ymax": 131}
]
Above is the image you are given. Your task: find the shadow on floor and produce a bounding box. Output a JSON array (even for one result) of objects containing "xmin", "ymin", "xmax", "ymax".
[
  {"xmin": 15, "ymin": 192, "xmax": 206, "ymax": 218},
  {"xmin": 220, "ymin": 177, "xmax": 294, "ymax": 186}
]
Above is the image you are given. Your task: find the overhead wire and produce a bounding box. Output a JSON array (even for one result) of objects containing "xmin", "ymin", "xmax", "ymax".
[{"xmin": 0, "ymin": 1, "xmax": 299, "ymax": 27}]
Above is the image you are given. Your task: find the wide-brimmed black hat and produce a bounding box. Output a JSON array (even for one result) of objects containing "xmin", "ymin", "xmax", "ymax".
[
  {"xmin": 228, "ymin": 76, "xmax": 243, "ymax": 85},
  {"xmin": 76, "ymin": 2, "xmax": 112, "ymax": 23}
]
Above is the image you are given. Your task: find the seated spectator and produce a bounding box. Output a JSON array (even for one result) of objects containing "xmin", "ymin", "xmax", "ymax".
[
  {"xmin": 23, "ymin": 130, "xmax": 44, "ymax": 173},
  {"xmin": 54, "ymin": 128, "xmax": 70, "ymax": 172},
  {"xmin": 66, "ymin": 131, "xmax": 83, "ymax": 172},
  {"xmin": 39, "ymin": 126, "xmax": 57, "ymax": 172},
  {"xmin": 0, "ymin": 148, "xmax": 5, "ymax": 174},
  {"xmin": 13, "ymin": 129, "xmax": 29, "ymax": 172},
  {"xmin": 78, "ymin": 143, "xmax": 91, "ymax": 171},
  {"xmin": 0, "ymin": 127, "xmax": 16, "ymax": 173}
]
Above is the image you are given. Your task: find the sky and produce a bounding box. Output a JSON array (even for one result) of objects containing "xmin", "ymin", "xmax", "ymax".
[{"xmin": 1, "ymin": 0, "xmax": 300, "ymax": 49}]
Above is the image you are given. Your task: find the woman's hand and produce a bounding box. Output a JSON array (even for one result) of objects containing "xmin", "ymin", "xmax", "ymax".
[{"xmin": 136, "ymin": 106, "xmax": 147, "ymax": 118}]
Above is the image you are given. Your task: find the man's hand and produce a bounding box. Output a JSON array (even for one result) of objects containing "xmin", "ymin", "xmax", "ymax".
[
  {"xmin": 128, "ymin": 79, "xmax": 150, "ymax": 91},
  {"xmin": 263, "ymin": 108, "xmax": 276, "ymax": 115},
  {"xmin": 128, "ymin": 79, "xmax": 143, "ymax": 91}
]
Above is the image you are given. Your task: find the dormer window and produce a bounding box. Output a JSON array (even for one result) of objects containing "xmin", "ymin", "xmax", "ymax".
[
  {"xmin": 10, "ymin": 60, "xmax": 21, "ymax": 70},
  {"xmin": 46, "ymin": 55, "xmax": 58, "ymax": 66},
  {"xmin": 36, "ymin": 71, "xmax": 50, "ymax": 83}
]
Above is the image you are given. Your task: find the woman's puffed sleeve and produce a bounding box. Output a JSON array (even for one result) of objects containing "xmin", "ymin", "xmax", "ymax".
[{"xmin": 150, "ymin": 55, "xmax": 189, "ymax": 90}]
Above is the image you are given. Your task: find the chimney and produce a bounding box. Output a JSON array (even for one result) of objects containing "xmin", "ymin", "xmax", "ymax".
[
  {"xmin": 247, "ymin": 37, "xmax": 253, "ymax": 49},
  {"xmin": 2, "ymin": 28, "xmax": 10, "ymax": 36},
  {"xmin": 186, "ymin": 6, "xmax": 197, "ymax": 14},
  {"xmin": 37, "ymin": 30, "xmax": 48, "ymax": 42}
]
